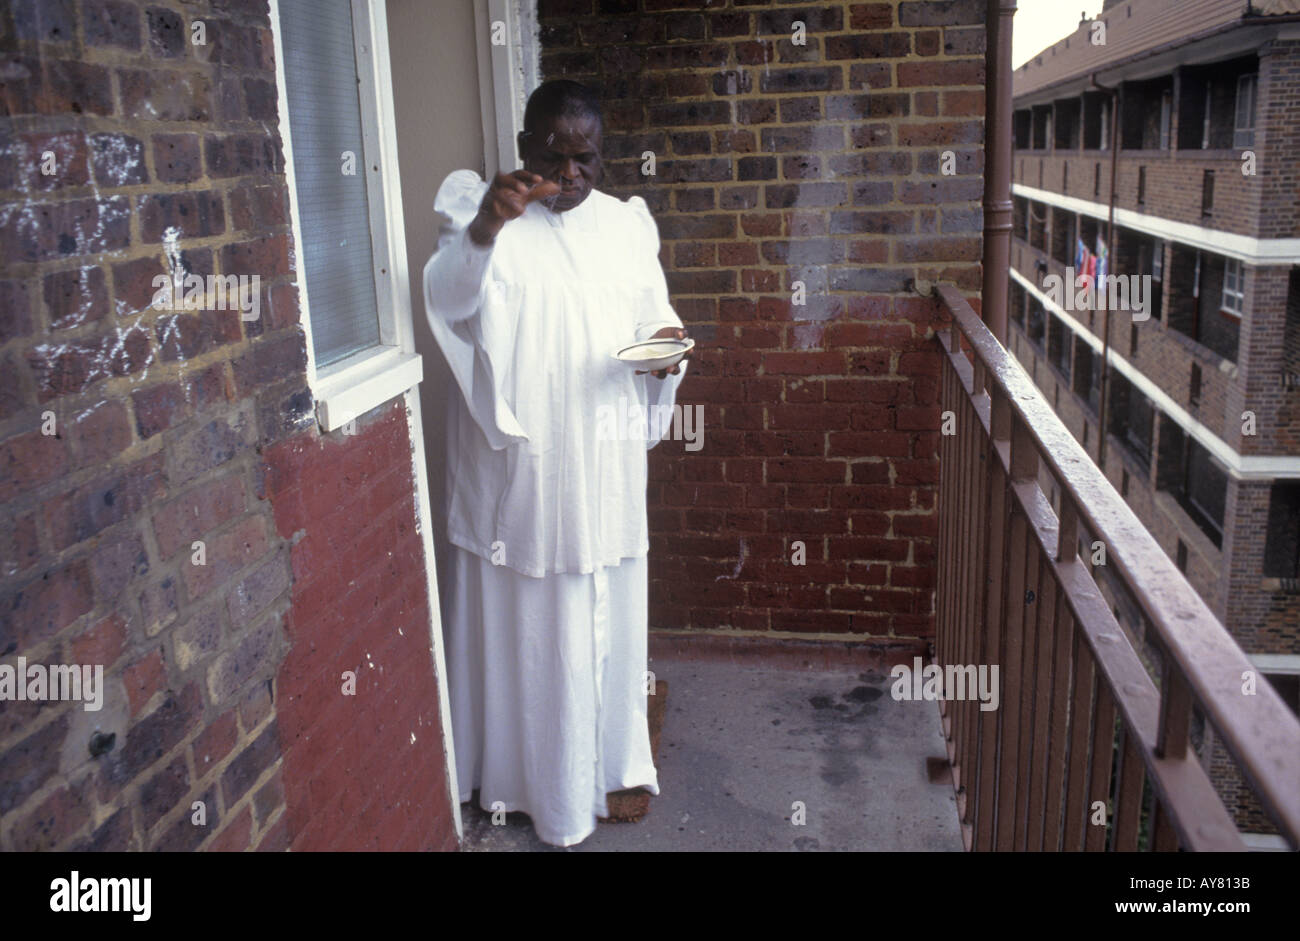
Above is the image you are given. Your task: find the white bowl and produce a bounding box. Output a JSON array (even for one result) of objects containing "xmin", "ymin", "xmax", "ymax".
[{"xmin": 613, "ymin": 337, "xmax": 694, "ymax": 372}]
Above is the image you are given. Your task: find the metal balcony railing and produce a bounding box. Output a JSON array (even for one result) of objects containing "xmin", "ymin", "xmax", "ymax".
[{"xmin": 929, "ymin": 283, "xmax": 1300, "ymax": 852}]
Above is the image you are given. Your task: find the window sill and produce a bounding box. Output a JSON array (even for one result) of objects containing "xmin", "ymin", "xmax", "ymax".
[{"xmin": 313, "ymin": 345, "xmax": 423, "ymax": 432}]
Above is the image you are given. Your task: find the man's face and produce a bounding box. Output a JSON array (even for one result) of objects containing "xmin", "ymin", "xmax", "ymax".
[{"xmin": 519, "ymin": 112, "xmax": 602, "ymax": 213}]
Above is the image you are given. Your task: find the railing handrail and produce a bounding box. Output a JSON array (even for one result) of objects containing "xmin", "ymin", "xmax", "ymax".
[{"xmin": 931, "ymin": 282, "xmax": 1300, "ymax": 847}]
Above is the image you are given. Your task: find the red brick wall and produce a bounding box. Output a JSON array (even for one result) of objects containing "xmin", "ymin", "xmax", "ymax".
[
  {"xmin": 0, "ymin": 0, "xmax": 455, "ymax": 851},
  {"xmin": 536, "ymin": 0, "xmax": 988, "ymax": 641},
  {"xmin": 263, "ymin": 405, "xmax": 457, "ymax": 852}
]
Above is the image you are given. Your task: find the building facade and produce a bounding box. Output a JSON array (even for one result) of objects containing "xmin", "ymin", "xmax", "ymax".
[{"xmin": 1006, "ymin": 0, "xmax": 1300, "ymax": 838}]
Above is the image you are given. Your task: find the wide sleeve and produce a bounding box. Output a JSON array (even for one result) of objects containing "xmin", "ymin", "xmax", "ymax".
[
  {"xmin": 626, "ymin": 196, "xmax": 689, "ymax": 450},
  {"xmin": 423, "ymin": 169, "xmax": 529, "ymax": 450}
]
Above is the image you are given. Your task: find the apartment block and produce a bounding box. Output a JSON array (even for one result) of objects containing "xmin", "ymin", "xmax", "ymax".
[{"xmin": 1006, "ymin": 0, "xmax": 1300, "ymax": 838}]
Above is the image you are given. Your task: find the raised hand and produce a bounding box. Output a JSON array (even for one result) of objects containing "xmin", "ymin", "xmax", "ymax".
[{"xmin": 468, "ymin": 170, "xmax": 562, "ymax": 246}]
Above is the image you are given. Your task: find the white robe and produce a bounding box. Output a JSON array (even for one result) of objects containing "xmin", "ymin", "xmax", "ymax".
[{"xmin": 423, "ymin": 169, "xmax": 686, "ymax": 846}]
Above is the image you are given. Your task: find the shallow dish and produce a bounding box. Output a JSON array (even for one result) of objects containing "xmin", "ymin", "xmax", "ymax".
[{"xmin": 613, "ymin": 337, "xmax": 694, "ymax": 373}]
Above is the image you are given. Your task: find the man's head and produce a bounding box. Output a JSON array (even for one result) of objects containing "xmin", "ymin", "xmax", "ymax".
[{"xmin": 517, "ymin": 80, "xmax": 603, "ymax": 213}]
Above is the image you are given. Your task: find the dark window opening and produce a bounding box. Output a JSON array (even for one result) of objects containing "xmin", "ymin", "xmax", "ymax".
[
  {"xmin": 1010, "ymin": 279, "xmax": 1026, "ymax": 327},
  {"xmin": 1121, "ymin": 77, "xmax": 1174, "ymax": 150},
  {"xmin": 1013, "ymin": 109, "xmax": 1032, "ymax": 150},
  {"xmin": 1168, "ymin": 247, "xmax": 1240, "ymax": 362},
  {"xmin": 1051, "ymin": 207, "xmax": 1076, "ymax": 266},
  {"xmin": 1032, "ymin": 104, "xmax": 1052, "ymax": 151},
  {"xmin": 1027, "ymin": 296, "xmax": 1046, "ymax": 350},
  {"xmin": 1083, "ymin": 91, "xmax": 1111, "ymax": 150},
  {"xmin": 1055, "ymin": 98, "xmax": 1081, "ymax": 150},
  {"xmin": 1013, "ymin": 196, "xmax": 1028, "ymax": 241},
  {"xmin": 1176, "ymin": 539, "xmax": 1188, "ymax": 572},
  {"xmin": 1048, "ymin": 312, "xmax": 1073, "ymax": 381},
  {"xmin": 1189, "ymin": 362, "xmax": 1202, "ymax": 409},
  {"xmin": 1201, "ymin": 170, "xmax": 1214, "ymax": 217},
  {"xmin": 1029, "ymin": 200, "xmax": 1048, "ymax": 252},
  {"xmin": 1074, "ymin": 344, "xmax": 1102, "ymax": 414},
  {"xmin": 1177, "ymin": 57, "xmax": 1258, "ymax": 151},
  {"xmin": 1109, "ymin": 372, "xmax": 1154, "ymax": 472},
  {"xmin": 1136, "ymin": 166, "xmax": 1146, "ymax": 206},
  {"xmin": 1157, "ymin": 417, "xmax": 1226, "ymax": 548},
  {"xmin": 1263, "ymin": 483, "xmax": 1300, "ymax": 580}
]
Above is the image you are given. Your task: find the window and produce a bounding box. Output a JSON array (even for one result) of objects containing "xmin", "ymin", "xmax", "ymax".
[
  {"xmin": 1234, "ymin": 74, "xmax": 1257, "ymax": 149},
  {"xmin": 1094, "ymin": 162, "xmax": 1101, "ymax": 197},
  {"xmin": 1189, "ymin": 362, "xmax": 1202, "ymax": 409},
  {"xmin": 1221, "ymin": 259, "xmax": 1245, "ymax": 316},
  {"xmin": 1010, "ymin": 279, "xmax": 1026, "ymax": 326},
  {"xmin": 1109, "ymin": 372, "xmax": 1153, "ymax": 470},
  {"xmin": 1130, "ymin": 323, "xmax": 1138, "ymax": 357},
  {"xmin": 1160, "ymin": 90, "xmax": 1172, "ymax": 150},
  {"xmin": 1264, "ymin": 672, "xmax": 1300, "ymax": 718},
  {"xmin": 1263, "ymin": 483, "xmax": 1300, "ymax": 580},
  {"xmin": 1074, "ymin": 345, "xmax": 1102, "ymax": 414},
  {"xmin": 1048, "ymin": 313, "xmax": 1072, "ymax": 381},
  {"xmin": 1027, "ymin": 298, "xmax": 1046, "ymax": 349},
  {"xmin": 1183, "ymin": 441, "xmax": 1227, "ymax": 546},
  {"xmin": 1201, "ymin": 86, "xmax": 1212, "ymax": 149},
  {"xmin": 1201, "ymin": 170, "xmax": 1214, "ymax": 217},
  {"xmin": 272, "ymin": 0, "xmax": 422, "ymax": 431},
  {"xmin": 1136, "ymin": 166, "xmax": 1145, "ymax": 206}
]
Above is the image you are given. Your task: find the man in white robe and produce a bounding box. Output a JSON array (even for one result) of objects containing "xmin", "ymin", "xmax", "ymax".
[{"xmin": 422, "ymin": 80, "xmax": 688, "ymax": 847}]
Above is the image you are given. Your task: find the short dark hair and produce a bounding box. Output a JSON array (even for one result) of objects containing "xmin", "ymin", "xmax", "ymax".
[{"xmin": 521, "ymin": 79, "xmax": 603, "ymax": 137}]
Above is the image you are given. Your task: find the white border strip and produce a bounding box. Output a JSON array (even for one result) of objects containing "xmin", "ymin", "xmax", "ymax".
[
  {"xmin": 1013, "ymin": 183, "xmax": 1300, "ymax": 266},
  {"xmin": 1251, "ymin": 654, "xmax": 1300, "ymax": 675},
  {"xmin": 1010, "ymin": 267, "xmax": 1300, "ymax": 480}
]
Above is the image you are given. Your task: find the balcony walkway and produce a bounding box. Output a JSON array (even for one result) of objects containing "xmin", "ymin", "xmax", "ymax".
[{"xmin": 460, "ymin": 652, "xmax": 962, "ymax": 851}]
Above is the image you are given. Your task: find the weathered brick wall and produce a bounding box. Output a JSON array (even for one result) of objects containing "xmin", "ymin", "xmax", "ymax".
[
  {"xmin": 536, "ymin": 0, "xmax": 987, "ymax": 640},
  {"xmin": 1257, "ymin": 40, "xmax": 1300, "ymax": 242},
  {"xmin": 0, "ymin": 0, "xmax": 455, "ymax": 851}
]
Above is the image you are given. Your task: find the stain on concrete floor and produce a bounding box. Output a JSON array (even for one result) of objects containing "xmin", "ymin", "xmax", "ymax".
[{"xmin": 460, "ymin": 657, "xmax": 962, "ymax": 852}]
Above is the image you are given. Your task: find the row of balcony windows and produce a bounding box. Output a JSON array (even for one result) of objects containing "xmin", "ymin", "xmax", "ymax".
[
  {"xmin": 1014, "ymin": 57, "xmax": 1259, "ymax": 155},
  {"xmin": 1012, "ymin": 199, "xmax": 1242, "ymax": 363},
  {"xmin": 1008, "ymin": 286, "xmax": 1298, "ymax": 581}
]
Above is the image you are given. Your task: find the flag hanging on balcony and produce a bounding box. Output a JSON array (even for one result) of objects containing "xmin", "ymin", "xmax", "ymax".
[
  {"xmin": 1075, "ymin": 238, "xmax": 1092, "ymax": 287},
  {"xmin": 1094, "ymin": 235, "xmax": 1108, "ymax": 283}
]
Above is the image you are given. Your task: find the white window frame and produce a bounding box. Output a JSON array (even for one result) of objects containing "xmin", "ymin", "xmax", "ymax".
[
  {"xmin": 1201, "ymin": 85, "xmax": 1212, "ymax": 149},
  {"xmin": 269, "ymin": 0, "xmax": 422, "ymax": 432},
  {"xmin": 1234, "ymin": 73, "xmax": 1257, "ymax": 150},
  {"xmin": 1159, "ymin": 90, "xmax": 1172, "ymax": 150},
  {"xmin": 1221, "ymin": 258, "xmax": 1245, "ymax": 317}
]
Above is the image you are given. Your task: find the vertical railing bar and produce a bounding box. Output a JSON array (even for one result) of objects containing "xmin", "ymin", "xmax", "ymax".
[
  {"xmin": 975, "ymin": 390, "xmax": 1009, "ymax": 851},
  {"xmin": 1043, "ymin": 594, "xmax": 1074, "ymax": 851},
  {"xmin": 1026, "ymin": 543, "xmax": 1058, "ymax": 852},
  {"xmin": 1157, "ymin": 646, "xmax": 1193, "ymax": 762},
  {"xmin": 1014, "ymin": 515, "xmax": 1040, "ymax": 851},
  {"xmin": 1112, "ymin": 723, "xmax": 1145, "ymax": 852},
  {"xmin": 960, "ymin": 404, "xmax": 989, "ymax": 820},
  {"xmin": 957, "ymin": 391, "xmax": 980, "ymax": 808},
  {"xmin": 995, "ymin": 502, "xmax": 1026, "ymax": 851},
  {"xmin": 1063, "ymin": 632, "xmax": 1096, "ymax": 852},
  {"xmin": 1085, "ymin": 680, "xmax": 1117, "ymax": 852}
]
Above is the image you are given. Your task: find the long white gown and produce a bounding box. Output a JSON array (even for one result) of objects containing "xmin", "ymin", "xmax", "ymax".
[{"xmin": 423, "ymin": 169, "xmax": 687, "ymax": 846}]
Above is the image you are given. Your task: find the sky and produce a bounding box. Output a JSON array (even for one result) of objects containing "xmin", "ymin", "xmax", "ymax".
[{"xmin": 1012, "ymin": 0, "xmax": 1107, "ymax": 69}]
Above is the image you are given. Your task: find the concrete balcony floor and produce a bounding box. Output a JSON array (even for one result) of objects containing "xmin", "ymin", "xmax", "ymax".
[{"xmin": 460, "ymin": 652, "xmax": 963, "ymax": 851}]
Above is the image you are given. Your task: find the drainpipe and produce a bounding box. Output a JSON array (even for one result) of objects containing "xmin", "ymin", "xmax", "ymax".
[
  {"xmin": 982, "ymin": 0, "xmax": 1017, "ymax": 345},
  {"xmin": 1091, "ymin": 72, "xmax": 1119, "ymax": 471}
]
